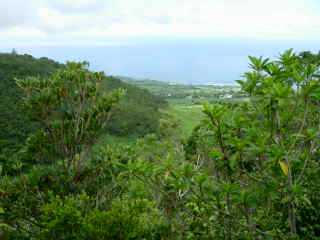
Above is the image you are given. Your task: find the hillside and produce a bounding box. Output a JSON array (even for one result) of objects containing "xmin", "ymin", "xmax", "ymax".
[
  {"xmin": 102, "ymin": 76, "xmax": 167, "ymax": 136},
  {"xmin": 0, "ymin": 53, "xmax": 62, "ymax": 156},
  {"xmin": 0, "ymin": 53, "xmax": 166, "ymax": 158}
]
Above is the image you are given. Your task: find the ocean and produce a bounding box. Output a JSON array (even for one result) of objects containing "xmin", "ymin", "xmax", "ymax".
[{"xmin": 2, "ymin": 38, "xmax": 319, "ymax": 85}]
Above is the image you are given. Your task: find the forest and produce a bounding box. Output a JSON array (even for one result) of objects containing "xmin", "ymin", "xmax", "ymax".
[{"xmin": 1, "ymin": 50, "xmax": 320, "ymax": 239}]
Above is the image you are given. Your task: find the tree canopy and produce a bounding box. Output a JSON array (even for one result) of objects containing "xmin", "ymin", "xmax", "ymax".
[{"xmin": 1, "ymin": 50, "xmax": 320, "ymax": 239}]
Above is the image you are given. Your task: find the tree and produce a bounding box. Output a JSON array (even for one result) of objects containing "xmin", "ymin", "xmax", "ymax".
[
  {"xmin": 11, "ymin": 48, "xmax": 17, "ymax": 55},
  {"xmin": 196, "ymin": 49, "xmax": 320, "ymax": 238},
  {"xmin": 16, "ymin": 62, "xmax": 124, "ymax": 171}
]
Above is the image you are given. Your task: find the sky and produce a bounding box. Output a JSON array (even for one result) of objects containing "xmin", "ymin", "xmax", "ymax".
[
  {"xmin": 1, "ymin": 0, "xmax": 320, "ymax": 45},
  {"xmin": 1, "ymin": 0, "xmax": 320, "ymax": 83}
]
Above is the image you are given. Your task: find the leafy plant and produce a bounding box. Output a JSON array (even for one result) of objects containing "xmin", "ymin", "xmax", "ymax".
[{"xmin": 16, "ymin": 62, "xmax": 124, "ymax": 170}]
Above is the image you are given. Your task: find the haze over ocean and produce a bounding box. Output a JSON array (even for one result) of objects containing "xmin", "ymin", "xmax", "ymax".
[{"xmin": 3, "ymin": 38, "xmax": 319, "ymax": 85}]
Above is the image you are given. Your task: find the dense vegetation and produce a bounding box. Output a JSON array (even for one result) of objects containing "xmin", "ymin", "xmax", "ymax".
[
  {"xmin": 1, "ymin": 50, "xmax": 320, "ymax": 239},
  {"xmin": 0, "ymin": 54, "xmax": 63, "ymax": 174},
  {"xmin": 0, "ymin": 53, "xmax": 165, "ymax": 173},
  {"xmin": 103, "ymin": 76, "xmax": 166, "ymax": 136}
]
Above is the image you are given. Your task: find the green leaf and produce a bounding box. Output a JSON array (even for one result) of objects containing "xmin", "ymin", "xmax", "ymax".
[{"xmin": 279, "ymin": 160, "xmax": 288, "ymax": 176}]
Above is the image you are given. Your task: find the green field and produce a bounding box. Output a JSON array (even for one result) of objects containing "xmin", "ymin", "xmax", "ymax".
[
  {"xmin": 120, "ymin": 77, "xmax": 243, "ymax": 139},
  {"xmin": 119, "ymin": 76, "xmax": 244, "ymax": 104},
  {"xmin": 166, "ymin": 103, "xmax": 204, "ymax": 138},
  {"xmin": 96, "ymin": 103, "xmax": 204, "ymax": 146}
]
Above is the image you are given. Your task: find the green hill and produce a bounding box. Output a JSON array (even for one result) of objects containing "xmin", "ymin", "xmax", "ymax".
[
  {"xmin": 0, "ymin": 53, "xmax": 166, "ymax": 158},
  {"xmin": 0, "ymin": 53, "xmax": 62, "ymax": 156},
  {"xmin": 103, "ymin": 76, "xmax": 167, "ymax": 136}
]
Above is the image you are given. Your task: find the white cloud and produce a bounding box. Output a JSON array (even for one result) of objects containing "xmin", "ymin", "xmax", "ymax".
[
  {"xmin": 0, "ymin": 0, "xmax": 38, "ymax": 29},
  {"xmin": 45, "ymin": 0, "xmax": 107, "ymax": 13},
  {"xmin": 0, "ymin": 0, "xmax": 320, "ymax": 45}
]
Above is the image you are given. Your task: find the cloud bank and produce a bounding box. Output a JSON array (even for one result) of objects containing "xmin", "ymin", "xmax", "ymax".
[{"xmin": 1, "ymin": 0, "xmax": 320, "ymax": 45}]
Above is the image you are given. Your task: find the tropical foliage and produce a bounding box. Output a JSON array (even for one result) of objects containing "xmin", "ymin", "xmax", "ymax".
[{"xmin": 1, "ymin": 50, "xmax": 320, "ymax": 239}]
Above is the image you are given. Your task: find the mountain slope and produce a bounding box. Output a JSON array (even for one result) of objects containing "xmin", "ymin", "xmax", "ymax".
[
  {"xmin": 0, "ymin": 53, "xmax": 62, "ymax": 156},
  {"xmin": 0, "ymin": 53, "xmax": 166, "ymax": 157}
]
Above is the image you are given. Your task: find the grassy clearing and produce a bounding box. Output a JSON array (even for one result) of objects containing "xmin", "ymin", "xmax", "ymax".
[
  {"xmin": 95, "ymin": 103, "xmax": 204, "ymax": 147},
  {"xmin": 167, "ymin": 103, "xmax": 204, "ymax": 139}
]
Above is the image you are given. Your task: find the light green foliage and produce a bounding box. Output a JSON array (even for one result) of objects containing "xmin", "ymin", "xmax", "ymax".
[
  {"xmin": 186, "ymin": 49, "xmax": 320, "ymax": 238},
  {"xmin": 16, "ymin": 62, "xmax": 124, "ymax": 169},
  {"xmin": 39, "ymin": 195, "xmax": 167, "ymax": 240}
]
